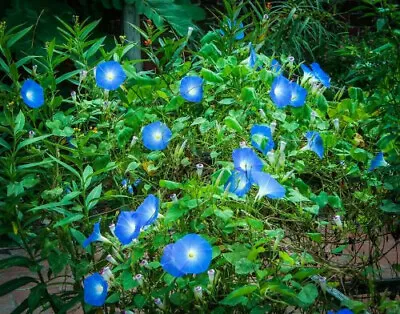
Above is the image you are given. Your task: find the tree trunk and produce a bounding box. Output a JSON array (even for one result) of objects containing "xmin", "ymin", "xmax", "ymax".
[{"xmin": 123, "ymin": 3, "xmax": 142, "ymax": 72}]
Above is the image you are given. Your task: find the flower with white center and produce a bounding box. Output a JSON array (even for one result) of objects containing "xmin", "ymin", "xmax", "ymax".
[
  {"xmin": 82, "ymin": 222, "xmax": 111, "ymax": 248},
  {"xmin": 95, "ymin": 61, "xmax": 126, "ymax": 90},
  {"xmin": 369, "ymin": 152, "xmax": 388, "ymax": 171},
  {"xmin": 142, "ymin": 121, "xmax": 172, "ymax": 151},
  {"xmin": 21, "ymin": 79, "xmax": 44, "ymax": 109},
  {"xmin": 114, "ymin": 211, "xmax": 142, "ymax": 245},
  {"xmin": 83, "ymin": 273, "xmax": 108, "ymax": 306},
  {"xmin": 252, "ymin": 171, "xmax": 286, "ymax": 200},
  {"xmin": 180, "ymin": 76, "xmax": 204, "ymax": 103}
]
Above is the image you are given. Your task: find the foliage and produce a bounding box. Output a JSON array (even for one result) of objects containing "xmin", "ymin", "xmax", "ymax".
[{"xmin": 0, "ymin": 3, "xmax": 399, "ymax": 314}]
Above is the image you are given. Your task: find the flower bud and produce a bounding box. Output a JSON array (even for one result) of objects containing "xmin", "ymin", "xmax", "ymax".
[
  {"xmin": 106, "ymin": 254, "xmax": 118, "ymax": 265},
  {"xmin": 154, "ymin": 298, "xmax": 165, "ymax": 310},
  {"xmin": 288, "ymin": 56, "xmax": 295, "ymax": 63},
  {"xmin": 101, "ymin": 266, "xmax": 114, "ymax": 282},
  {"xmin": 109, "ymin": 223, "xmax": 116, "ymax": 237},
  {"xmin": 279, "ymin": 140, "xmax": 287, "ymax": 152},
  {"xmin": 258, "ymin": 108, "xmax": 266, "ymax": 118},
  {"xmin": 79, "ymin": 70, "xmax": 87, "ymax": 82},
  {"xmin": 139, "ymin": 259, "xmax": 149, "ymax": 268},
  {"xmin": 170, "ymin": 194, "xmax": 178, "ymax": 203},
  {"xmin": 128, "ymin": 185, "xmax": 134, "ymax": 195},
  {"xmin": 32, "ymin": 64, "xmax": 37, "ymax": 76},
  {"xmin": 333, "ymin": 215, "xmax": 343, "ymax": 229},
  {"xmin": 134, "ymin": 274, "xmax": 144, "ymax": 286},
  {"xmin": 267, "ymin": 151, "xmax": 276, "ymax": 165},
  {"xmin": 29, "ymin": 130, "xmax": 35, "ymax": 139},
  {"xmin": 104, "ymin": 89, "xmax": 109, "ymax": 100},
  {"xmin": 310, "ymin": 110, "xmax": 317, "ymax": 123},
  {"xmin": 208, "ymin": 269, "xmax": 215, "ymax": 284},
  {"xmin": 239, "ymin": 141, "xmax": 247, "ymax": 148},
  {"xmin": 130, "ymin": 135, "xmax": 138, "ymax": 147},
  {"xmin": 71, "ymin": 91, "xmax": 77, "ymax": 102},
  {"xmin": 187, "ymin": 26, "xmax": 194, "ymax": 38},
  {"xmin": 333, "ymin": 118, "xmax": 339, "ymax": 132},
  {"xmin": 263, "ymin": 14, "xmax": 269, "ymax": 20},
  {"xmin": 121, "ymin": 179, "xmax": 128, "ymax": 189},
  {"xmin": 194, "ymin": 286, "xmax": 203, "ymax": 300},
  {"xmin": 196, "ymin": 163, "xmax": 204, "ymax": 177},
  {"xmin": 270, "ymin": 121, "xmax": 277, "ymax": 134}
]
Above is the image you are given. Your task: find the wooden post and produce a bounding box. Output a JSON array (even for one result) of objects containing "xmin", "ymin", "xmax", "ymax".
[{"xmin": 123, "ymin": 2, "xmax": 142, "ymax": 71}]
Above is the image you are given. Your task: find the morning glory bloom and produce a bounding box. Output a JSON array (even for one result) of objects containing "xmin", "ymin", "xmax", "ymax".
[
  {"xmin": 83, "ymin": 273, "xmax": 108, "ymax": 306},
  {"xmin": 95, "ymin": 61, "xmax": 126, "ymax": 90},
  {"xmin": 225, "ymin": 170, "xmax": 251, "ymax": 197},
  {"xmin": 142, "ymin": 121, "xmax": 172, "ymax": 151},
  {"xmin": 289, "ymin": 82, "xmax": 307, "ymax": 107},
  {"xmin": 311, "ymin": 62, "xmax": 331, "ymax": 88},
  {"xmin": 250, "ymin": 125, "xmax": 275, "ymax": 155},
  {"xmin": 252, "ymin": 171, "xmax": 286, "ymax": 200},
  {"xmin": 248, "ymin": 42, "xmax": 256, "ymax": 68},
  {"xmin": 270, "ymin": 76, "xmax": 292, "ymax": 108},
  {"xmin": 232, "ymin": 148, "xmax": 263, "ymax": 178},
  {"xmin": 114, "ymin": 211, "xmax": 142, "ymax": 245},
  {"xmin": 304, "ymin": 131, "xmax": 324, "ymax": 159},
  {"xmin": 220, "ymin": 19, "xmax": 244, "ymax": 40},
  {"xmin": 271, "ymin": 59, "xmax": 282, "ymax": 73},
  {"xmin": 83, "ymin": 222, "xmax": 111, "ymax": 248},
  {"xmin": 180, "ymin": 76, "xmax": 203, "ymax": 103},
  {"xmin": 301, "ymin": 63, "xmax": 330, "ymax": 87},
  {"xmin": 21, "ymin": 79, "xmax": 44, "ymax": 108},
  {"xmin": 161, "ymin": 234, "xmax": 212, "ymax": 276},
  {"xmin": 369, "ymin": 152, "xmax": 388, "ymax": 171},
  {"xmin": 136, "ymin": 194, "xmax": 159, "ymax": 228}
]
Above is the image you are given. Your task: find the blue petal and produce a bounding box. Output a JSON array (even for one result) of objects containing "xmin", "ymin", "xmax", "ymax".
[
  {"xmin": 136, "ymin": 194, "xmax": 159, "ymax": 228},
  {"xmin": 305, "ymin": 131, "xmax": 324, "ymax": 159},
  {"xmin": 271, "ymin": 59, "xmax": 282, "ymax": 73},
  {"xmin": 225, "ymin": 170, "xmax": 251, "ymax": 197},
  {"xmin": 252, "ymin": 171, "xmax": 286, "ymax": 199},
  {"xmin": 220, "ymin": 19, "xmax": 244, "ymax": 40},
  {"xmin": 369, "ymin": 152, "xmax": 388, "ymax": 171},
  {"xmin": 232, "ymin": 148, "xmax": 264, "ymax": 178},
  {"xmin": 84, "ymin": 273, "xmax": 108, "ymax": 306},
  {"xmin": 270, "ymin": 76, "xmax": 292, "ymax": 108},
  {"xmin": 289, "ymin": 82, "xmax": 307, "ymax": 107},
  {"xmin": 95, "ymin": 61, "xmax": 126, "ymax": 90},
  {"xmin": 300, "ymin": 64, "xmax": 313, "ymax": 76},
  {"xmin": 337, "ymin": 309, "xmax": 354, "ymax": 314},
  {"xmin": 83, "ymin": 222, "xmax": 103, "ymax": 248},
  {"xmin": 21, "ymin": 79, "xmax": 44, "ymax": 108},
  {"xmin": 180, "ymin": 76, "xmax": 203, "ymax": 103},
  {"xmin": 310, "ymin": 62, "xmax": 330, "ymax": 88},
  {"xmin": 114, "ymin": 211, "xmax": 141, "ymax": 245},
  {"xmin": 173, "ymin": 234, "xmax": 212, "ymax": 275},
  {"xmin": 142, "ymin": 121, "xmax": 172, "ymax": 151},
  {"xmin": 250, "ymin": 125, "xmax": 275, "ymax": 155},
  {"xmin": 160, "ymin": 244, "xmax": 185, "ymax": 277},
  {"xmin": 248, "ymin": 43, "xmax": 256, "ymax": 68}
]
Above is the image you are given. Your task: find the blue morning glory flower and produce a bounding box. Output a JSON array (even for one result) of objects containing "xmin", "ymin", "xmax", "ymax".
[
  {"xmin": 369, "ymin": 152, "xmax": 388, "ymax": 171},
  {"xmin": 127, "ymin": 185, "xmax": 134, "ymax": 194},
  {"xmin": 252, "ymin": 171, "xmax": 286, "ymax": 200},
  {"xmin": 304, "ymin": 131, "xmax": 324, "ymax": 159},
  {"xmin": 311, "ymin": 62, "xmax": 331, "ymax": 88},
  {"xmin": 289, "ymin": 82, "xmax": 307, "ymax": 107},
  {"xmin": 220, "ymin": 19, "xmax": 244, "ymax": 40},
  {"xmin": 21, "ymin": 79, "xmax": 44, "ymax": 108},
  {"xmin": 270, "ymin": 76, "xmax": 292, "ymax": 108},
  {"xmin": 142, "ymin": 121, "xmax": 172, "ymax": 151},
  {"xmin": 136, "ymin": 194, "xmax": 159, "ymax": 228},
  {"xmin": 180, "ymin": 76, "xmax": 203, "ymax": 103},
  {"xmin": 84, "ymin": 273, "xmax": 108, "ymax": 306},
  {"xmin": 83, "ymin": 222, "xmax": 110, "ymax": 248},
  {"xmin": 248, "ymin": 43, "xmax": 256, "ymax": 68},
  {"xmin": 114, "ymin": 211, "xmax": 142, "ymax": 245},
  {"xmin": 327, "ymin": 309, "xmax": 353, "ymax": 314},
  {"xmin": 225, "ymin": 170, "xmax": 251, "ymax": 197},
  {"xmin": 232, "ymin": 148, "xmax": 264, "ymax": 178},
  {"xmin": 161, "ymin": 234, "xmax": 212, "ymax": 277},
  {"xmin": 160, "ymin": 243, "xmax": 185, "ymax": 277},
  {"xmin": 300, "ymin": 64, "xmax": 313, "ymax": 77},
  {"xmin": 271, "ymin": 59, "xmax": 282, "ymax": 73},
  {"xmin": 250, "ymin": 125, "xmax": 275, "ymax": 155},
  {"xmin": 95, "ymin": 61, "xmax": 126, "ymax": 90},
  {"xmin": 121, "ymin": 179, "xmax": 128, "ymax": 188}
]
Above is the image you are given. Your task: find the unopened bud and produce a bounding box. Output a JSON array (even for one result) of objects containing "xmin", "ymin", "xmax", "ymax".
[
  {"xmin": 29, "ymin": 130, "xmax": 35, "ymax": 139},
  {"xmin": 267, "ymin": 151, "xmax": 276, "ymax": 165},
  {"xmin": 130, "ymin": 135, "xmax": 138, "ymax": 147},
  {"xmin": 279, "ymin": 140, "xmax": 287, "ymax": 152},
  {"xmin": 194, "ymin": 286, "xmax": 203, "ymax": 300},
  {"xmin": 134, "ymin": 274, "xmax": 144, "ymax": 286},
  {"xmin": 263, "ymin": 14, "xmax": 269, "ymax": 20},
  {"xmin": 109, "ymin": 223, "xmax": 115, "ymax": 236},
  {"xmin": 106, "ymin": 254, "xmax": 118, "ymax": 265},
  {"xmin": 101, "ymin": 266, "xmax": 114, "ymax": 282},
  {"xmin": 333, "ymin": 215, "xmax": 343, "ymax": 229},
  {"xmin": 239, "ymin": 141, "xmax": 247, "ymax": 148},
  {"xmin": 104, "ymin": 89, "xmax": 109, "ymax": 100},
  {"xmin": 154, "ymin": 298, "xmax": 165, "ymax": 310},
  {"xmin": 170, "ymin": 194, "xmax": 178, "ymax": 203},
  {"xmin": 187, "ymin": 26, "xmax": 194, "ymax": 38},
  {"xmin": 333, "ymin": 118, "xmax": 339, "ymax": 132},
  {"xmin": 139, "ymin": 259, "xmax": 149, "ymax": 267},
  {"xmin": 208, "ymin": 269, "xmax": 215, "ymax": 284},
  {"xmin": 80, "ymin": 70, "xmax": 87, "ymax": 82},
  {"xmin": 310, "ymin": 110, "xmax": 317, "ymax": 123},
  {"xmin": 71, "ymin": 91, "xmax": 76, "ymax": 102},
  {"xmin": 32, "ymin": 65, "xmax": 37, "ymax": 76},
  {"xmin": 270, "ymin": 121, "xmax": 277, "ymax": 134},
  {"xmin": 196, "ymin": 163, "xmax": 204, "ymax": 177},
  {"xmin": 258, "ymin": 108, "xmax": 266, "ymax": 118}
]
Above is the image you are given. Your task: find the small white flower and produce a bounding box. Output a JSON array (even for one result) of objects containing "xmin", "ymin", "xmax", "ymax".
[{"xmin": 187, "ymin": 26, "xmax": 194, "ymax": 38}]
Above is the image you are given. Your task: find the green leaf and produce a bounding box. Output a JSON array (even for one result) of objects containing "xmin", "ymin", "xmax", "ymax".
[
  {"xmin": 287, "ymin": 189, "xmax": 310, "ymax": 203},
  {"xmin": 165, "ymin": 204, "xmax": 185, "ymax": 223},
  {"xmin": 214, "ymin": 209, "xmax": 233, "ymax": 222},
  {"xmin": 159, "ymin": 180, "xmax": 182, "ymax": 190},
  {"xmin": 224, "ymin": 116, "xmax": 243, "ymax": 133},
  {"xmin": 297, "ymin": 284, "xmax": 318, "ymax": 306},
  {"xmin": 83, "ymin": 36, "xmax": 106, "ymax": 59},
  {"xmin": 122, "ymin": 270, "xmax": 138, "ymax": 290},
  {"xmin": 16, "ymin": 135, "xmax": 51, "ymax": 152},
  {"xmin": 82, "ymin": 165, "xmax": 94, "ymax": 190},
  {"xmin": 0, "ymin": 137, "xmax": 11, "ymax": 150},
  {"xmin": 85, "ymin": 184, "xmax": 102, "ymax": 211},
  {"xmin": 7, "ymin": 26, "xmax": 33, "ymax": 48},
  {"xmin": 106, "ymin": 292, "xmax": 120, "ymax": 304},
  {"xmin": 134, "ymin": 294, "xmax": 146, "ymax": 308},
  {"xmin": 220, "ymin": 285, "xmax": 257, "ymax": 306},
  {"xmin": 0, "ymin": 256, "xmax": 33, "ymax": 270},
  {"xmin": 55, "ymin": 69, "xmax": 81, "ymax": 84},
  {"xmin": 48, "ymin": 155, "xmax": 82, "ymax": 181},
  {"xmin": 53, "ymin": 214, "xmax": 84, "ymax": 228},
  {"xmin": 241, "ymin": 87, "xmax": 256, "ymax": 102},
  {"xmin": 0, "ymin": 277, "xmax": 37, "ymax": 297},
  {"xmin": 28, "ymin": 284, "xmax": 45, "ymax": 311},
  {"xmin": 14, "ymin": 111, "xmax": 25, "ymax": 135},
  {"xmin": 380, "ymin": 200, "xmax": 400, "ymax": 214},
  {"xmin": 235, "ymin": 258, "xmax": 257, "ymax": 275},
  {"xmin": 200, "ymin": 68, "xmax": 223, "ymax": 83}
]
